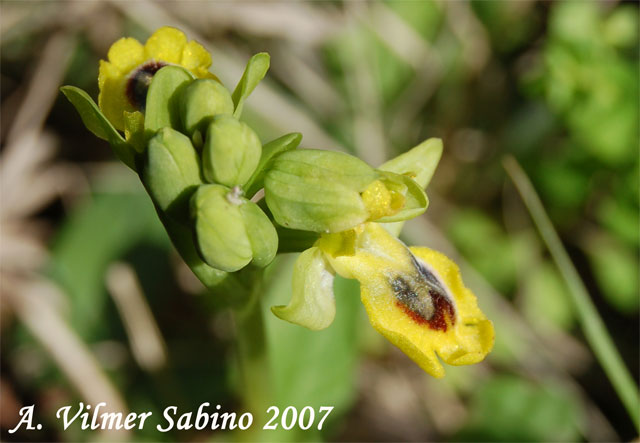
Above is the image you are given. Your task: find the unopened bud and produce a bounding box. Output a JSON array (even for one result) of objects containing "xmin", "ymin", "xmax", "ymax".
[
  {"xmin": 142, "ymin": 127, "xmax": 202, "ymax": 219},
  {"xmin": 190, "ymin": 184, "xmax": 277, "ymax": 272},
  {"xmin": 202, "ymin": 115, "xmax": 261, "ymax": 187},
  {"xmin": 264, "ymin": 149, "xmax": 377, "ymax": 233},
  {"xmin": 180, "ymin": 79, "xmax": 234, "ymax": 137}
]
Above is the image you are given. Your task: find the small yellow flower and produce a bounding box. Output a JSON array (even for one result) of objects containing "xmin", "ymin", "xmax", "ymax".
[
  {"xmin": 274, "ymin": 222, "xmax": 494, "ymax": 378},
  {"xmin": 98, "ymin": 26, "xmax": 215, "ymax": 131}
]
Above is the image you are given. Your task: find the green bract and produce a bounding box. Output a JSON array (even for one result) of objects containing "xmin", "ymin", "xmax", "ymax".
[
  {"xmin": 202, "ymin": 115, "xmax": 261, "ymax": 187},
  {"xmin": 142, "ymin": 127, "xmax": 202, "ymax": 220},
  {"xmin": 191, "ymin": 184, "xmax": 277, "ymax": 272},
  {"xmin": 244, "ymin": 132, "xmax": 302, "ymax": 197},
  {"xmin": 60, "ymin": 86, "xmax": 136, "ymax": 170},
  {"xmin": 232, "ymin": 52, "xmax": 270, "ymax": 118},
  {"xmin": 180, "ymin": 79, "xmax": 234, "ymax": 138}
]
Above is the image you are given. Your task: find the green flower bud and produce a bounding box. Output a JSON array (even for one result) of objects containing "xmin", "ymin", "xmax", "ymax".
[
  {"xmin": 239, "ymin": 200, "xmax": 278, "ymax": 268},
  {"xmin": 202, "ymin": 115, "xmax": 261, "ymax": 187},
  {"xmin": 263, "ymin": 149, "xmax": 378, "ymax": 233},
  {"xmin": 145, "ymin": 66, "xmax": 194, "ymax": 135},
  {"xmin": 180, "ymin": 79, "xmax": 234, "ymax": 137},
  {"xmin": 190, "ymin": 184, "xmax": 277, "ymax": 272},
  {"xmin": 142, "ymin": 127, "xmax": 202, "ymax": 219}
]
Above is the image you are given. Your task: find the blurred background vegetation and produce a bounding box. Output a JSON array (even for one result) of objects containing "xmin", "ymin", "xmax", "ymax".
[{"xmin": 1, "ymin": 1, "xmax": 638, "ymax": 441}]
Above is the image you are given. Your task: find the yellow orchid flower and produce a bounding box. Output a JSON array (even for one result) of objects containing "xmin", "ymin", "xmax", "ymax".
[
  {"xmin": 273, "ymin": 222, "xmax": 494, "ymax": 378},
  {"xmin": 98, "ymin": 26, "xmax": 215, "ymax": 131}
]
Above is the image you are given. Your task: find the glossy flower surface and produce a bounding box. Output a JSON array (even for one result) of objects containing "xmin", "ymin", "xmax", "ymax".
[
  {"xmin": 98, "ymin": 26, "xmax": 214, "ymax": 130},
  {"xmin": 274, "ymin": 222, "xmax": 494, "ymax": 378}
]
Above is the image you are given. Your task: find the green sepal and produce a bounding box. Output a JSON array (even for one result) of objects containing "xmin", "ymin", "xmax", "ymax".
[
  {"xmin": 379, "ymin": 138, "xmax": 442, "ymax": 188},
  {"xmin": 271, "ymin": 246, "xmax": 336, "ymax": 331},
  {"xmin": 264, "ymin": 149, "xmax": 377, "ymax": 233},
  {"xmin": 374, "ymin": 171, "xmax": 429, "ymax": 223},
  {"xmin": 232, "ymin": 52, "xmax": 270, "ymax": 118},
  {"xmin": 190, "ymin": 184, "xmax": 253, "ymax": 272},
  {"xmin": 144, "ymin": 65, "xmax": 194, "ymax": 136},
  {"xmin": 244, "ymin": 132, "xmax": 302, "ymax": 197},
  {"xmin": 142, "ymin": 128, "xmax": 202, "ymax": 221},
  {"xmin": 239, "ymin": 201, "xmax": 278, "ymax": 268},
  {"xmin": 180, "ymin": 79, "xmax": 234, "ymax": 137},
  {"xmin": 378, "ymin": 138, "xmax": 442, "ymax": 236},
  {"xmin": 202, "ymin": 115, "xmax": 261, "ymax": 187},
  {"xmin": 60, "ymin": 86, "xmax": 136, "ymax": 170}
]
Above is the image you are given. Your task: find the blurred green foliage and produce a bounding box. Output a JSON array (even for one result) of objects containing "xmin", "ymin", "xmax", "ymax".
[{"xmin": 459, "ymin": 376, "xmax": 583, "ymax": 441}]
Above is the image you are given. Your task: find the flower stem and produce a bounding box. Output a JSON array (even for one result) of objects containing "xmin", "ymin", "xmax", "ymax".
[
  {"xmin": 503, "ymin": 155, "xmax": 640, "ymax": 432},
  {"xmin": 233, "ymin": 269, "xmax": 271, "ymax": 425}
]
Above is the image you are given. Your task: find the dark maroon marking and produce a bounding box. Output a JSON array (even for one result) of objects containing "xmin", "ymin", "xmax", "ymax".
[
  {"xmin": 390, "ymin": 264, "xmax": 456, "ymax": 331},
  {"xmin": 126, "ymin": 61, "xmax": 167, "ymax": 111}
]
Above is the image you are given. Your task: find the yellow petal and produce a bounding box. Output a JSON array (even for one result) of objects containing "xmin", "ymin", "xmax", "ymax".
[
  {"xmin": 98, "ymin": 60, "xmax": 135, "ymax": 131},
  {"xmin": 272, "ymin": 247, "xmax": 336, "ymax": 331},
  {"xmin": 144, "ymin": 26, "xmax": 187, "ymax": 64},
  {"xmin": 320, "ymin": 222, "xmax": 494, "ymax": 377},
  {"xmin": 181, "ymin": 40, "xmax": 212, "ymax": 76},
  {"xmin": 107, "ymin": 37, "xmax": 145, "ymax": 73}
]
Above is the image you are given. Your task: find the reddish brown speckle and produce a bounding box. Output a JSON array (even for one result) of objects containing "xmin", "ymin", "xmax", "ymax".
[
  {"xmin": 126, "ymin": 61, "xmax": 167, "ymax": 110},
  {"xmin": 396, "ymin": 289, "xmax": 455, "ymax": 331}
]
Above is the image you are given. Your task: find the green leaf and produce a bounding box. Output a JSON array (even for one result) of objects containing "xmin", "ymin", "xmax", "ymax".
[
  {"xmin": 232, "ymin": 52, "xmax": 270, "ymax": 118},
  {"xmin": 459, "ymin": 376, "xmax": 583, "ymax": 442},
  {"xmin": 47, "ymin": 191, "xmax": 168, "ymax": 338},
  {"xmin": 522, "ymin": 263, "xmax": 575, "ymax": 330},
  {"xmin": 144, "ymin": 65, "xmax": 194, "ymax": 136},
  {"xmin": 60, "ymin": 86, "xmax": 136, "ymax": 170},
  {"xmin": 587, "ymin": 236, "xmax": 639, "ymax": 313},
  {"xmin": 244, "ymin": 132, "xmax": 302, "ymax": 197}
]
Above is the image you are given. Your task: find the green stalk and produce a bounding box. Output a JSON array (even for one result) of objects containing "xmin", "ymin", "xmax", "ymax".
[
  {"xmin": 233, "ymin": 269, "xmax": 271, "ymax": 426},
  {"xmin": 503, "ymin": 155, "xmax": 640, "ymax": 431}
]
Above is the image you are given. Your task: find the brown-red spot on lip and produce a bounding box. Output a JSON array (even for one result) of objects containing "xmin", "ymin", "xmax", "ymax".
[
  {"xmin": 390, "ymin": 260, "xmax": 456, "ymax": 331},
  {"xmin": 126, "ymin": 61, "xmax": 167, "ymax": 111}
]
